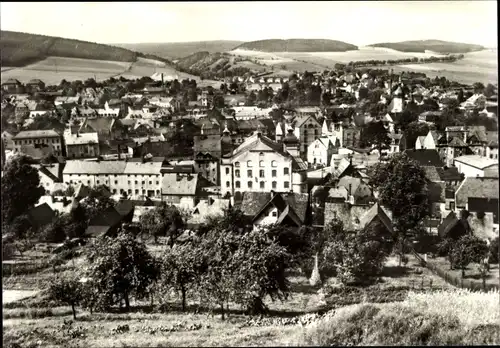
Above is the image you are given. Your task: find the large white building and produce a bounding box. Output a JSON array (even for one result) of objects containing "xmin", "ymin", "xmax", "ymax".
[
  {"xmin": 307, "ymin": 136, "xmax": 337, "ymax": 166},
  {"xmin": 454, "ymin": 155, "xmax": 499, "ymax": 178},
  {"xmin": 220, "ymin": 131, "xmax": 307, "ymax": 202}
]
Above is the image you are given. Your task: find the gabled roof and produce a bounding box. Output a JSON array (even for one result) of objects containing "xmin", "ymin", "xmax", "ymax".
[
  {"xmin": 241, "ymin": 191, "xmax": 309, "ymax": 224},
  {"xmin": 64, "ymin": 160, "xmax": 127, "ymax": 175},
  {"xmin": 455, "ymin": 177, "xmax": 499, "ymax": 207},
  {"xmin": 447, "ymin": 136, "xmax": 468, "ymax": 148},
  {"xmin": 358, "ymin": 203, "xmax": 393, "ymax": 234},
  {"xmin": 13, "ymin": 130, "xmax": 60, "ymax": 139},
  {"xmin": 88, "ymin": 206, "xmax": 123, "ymax": 229},
  {"xmin": 436, "ymin": 166, "xmax": 462, "ymax": 182},
  {"xmin": 27, "ymin": 203, "xmax": 55, "ymax": 228},
  {"xmin": 115, "ymin": 200, "xmax": 136, "ymax": 218},
  {"xmin": 229, "ymin": 132, "xmax": 288, "ymax": 159},
  {"xmin": 438, "ymin": 211, "xmax": 459, "ymax": 238},
  {"xmin": 161, "ymin": 173, "xmax": 199, "ymax": 196},
  {"xmin": 422, "ymin": 166, "xmax": 442, "ymax": 182}
]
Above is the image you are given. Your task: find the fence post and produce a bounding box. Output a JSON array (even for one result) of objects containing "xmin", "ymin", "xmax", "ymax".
[{"xmin": 460, "ymin": 277, "xmax": 463, "ymax": 289}]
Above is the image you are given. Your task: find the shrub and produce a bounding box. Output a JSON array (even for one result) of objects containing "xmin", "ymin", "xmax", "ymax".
[
  {"xmin": 47, "ymin": 276, "xmax": 82, "ymax": 319},
  {"xmin": 489, "ymin": 237, "xmax": 499, "ymax": 264}
]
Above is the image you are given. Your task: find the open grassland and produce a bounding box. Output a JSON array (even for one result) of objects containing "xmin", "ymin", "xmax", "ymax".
[
  {"xmin": 0, "ymin": 56, "xmax": 200, "ymax": 85},
  {"xmin": 3, "ymin": 244, "xmax": 497, "ymax": 347}
]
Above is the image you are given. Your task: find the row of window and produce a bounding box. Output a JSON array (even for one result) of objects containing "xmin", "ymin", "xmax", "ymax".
[
  {"xmin": 15, "ymin": 138, "xmax": 59, "ymax": 145},
  {"xmin": 234, "ymin": 168, "xmax": 289, "ymax": 178},
  {"xmin": 227, "ymin": 181, "xmax": 290, "ymax": 189},
  {"xmin": 234, "ymin": 160, "xmax": 280, "ymax": 168}
]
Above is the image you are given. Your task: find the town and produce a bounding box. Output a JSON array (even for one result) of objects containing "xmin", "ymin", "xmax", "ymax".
[{"xmin": 1, "ymin": 2, "xmax": 499, "ymax": 347}]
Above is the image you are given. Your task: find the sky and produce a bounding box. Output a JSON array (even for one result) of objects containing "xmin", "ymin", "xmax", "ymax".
[{"xmin": 1, "ymin": 1, "xmax": 497, "ymax": 47}]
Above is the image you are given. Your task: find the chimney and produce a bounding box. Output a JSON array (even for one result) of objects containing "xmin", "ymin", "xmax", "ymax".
[{"xmin": 270, "ymin": 190, "xmax": 275, "ymax": 198}]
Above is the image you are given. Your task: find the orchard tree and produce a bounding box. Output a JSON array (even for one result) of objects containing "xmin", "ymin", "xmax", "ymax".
[
  {"xmin": 231, "ymin": 230, "xmax": 292, "ymax": 314},
  {"xmin": 48, "ymin": 276, "xmax": 82, "ymax": 320},
  {"xmin": 370, "ymin": 153, "xmax": 430, "ymax": 264},
  {"xmin": 140, "ymin": 203, "xmax": 184, "ymax": 245},
  {"xmin": 84, "ymin": 232, "xmax": 160, "ymax": 311},
  {"xmin": 484, "ymin": 83, "xmax": 496, "ymax": 98},
  {"xmin": 404, "ymin": 121, "xmax": 430, "ymax": 149},
  {"xmin": 1, "ymin": 154, "xmax": 44, "ymax": 224},
  {"xmin": 161, "ymin": 243, "xmax": 202, "ymax": 312},
  {"xmin": 451, "ymin": 235, "xmax": 489, "ymax": 278}
]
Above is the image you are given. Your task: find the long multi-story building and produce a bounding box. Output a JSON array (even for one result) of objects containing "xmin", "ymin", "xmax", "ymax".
[{"xmin": 12, "ymin": 130, "xmax": 63, "ymax": 157}]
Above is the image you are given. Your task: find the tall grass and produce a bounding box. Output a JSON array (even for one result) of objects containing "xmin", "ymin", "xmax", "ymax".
[{"xmin": 299, "ymin": 289, "xmax": 500, "ymax": 346}]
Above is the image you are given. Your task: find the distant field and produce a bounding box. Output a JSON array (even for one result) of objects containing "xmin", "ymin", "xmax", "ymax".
[{"xmin": 1, "ymin": 56, "xmax": 200, "ymax": 85}]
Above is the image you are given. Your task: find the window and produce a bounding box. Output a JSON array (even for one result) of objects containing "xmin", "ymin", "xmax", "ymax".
[
  {"xmin": 113, "ymin": 189, "xmax": 117, "ymax": 194},
  {"xmin": 226, "ymin": 181, "xmax": 230, "ymax": 187},
  {"xmin": 260, "ymin": 181, "xmax": 265, "ymax": 189},
  {"xmin": 271, "ymin": 170, "xmax": 277, "ymax": 178},
  {"xmin": 87, "ymin": 180, "xmax": 90, "ymax": 185},
  {"xmin": 135, "ymin": 180, "xmax": 138, "ymax": 185},
  {"xmin": 248, "ymin": 170, "xmax": 253, "ymax": 177},
  {"xmin": 449, "ymin": 202, "xmax": 455, "ymax": 211},
  {"xmin": 156, "ymin": 181, "xmax": 159, "ymax": 185},
  {"xmin": 142, "ymin": 181, "xmax": 145, "ymax": 185},
  {"xmin": 271, "ymin": 160, "xmax": 277, "ymax": 167},
  {"xmin": 235, "ymin": 169, "xmax": 240, "ymax": 177},
  {"xmin": 225, "ymin": 167, "xmax": 230, "ymax": 175},
  {"xmin": 128, "ymin": 181, "xmax": 131, "ymax": 185},
  {"xmin": 128, "ymin": 189, "xmax": 132, "ymax": 194},
  {"xmin": 272, "ymin": 211, "xmax": 277, "ymax": 217},
  {"xmin": 284, "ymin": 167, "xmax": 289, "ymax": 175},
  {"xmin": 135, "ymin": 189, "xmax": 139, "ymax": 194},
  {"xmin": 235, "ymin": 161, "xmax": 240, "ymax": 167},
  {"xmin": 272, "ymin": 181, "xmax": 277, "ymax": 189},
  {"xmin": 97, "ymin": 180, "xmax": 100, "ymax": 184},
  {"xmin": 248, "ymin": 181, "xmax": 253, "ymax": 189},
  {"xmin": 259, "ymin": 160, "xmax": 265, "ymax": 167},
  {"xmin": 304, "ymin": 130, "xmax": 308, "ymax": 135},
  {"xmin": 260, "ymin": 170, "xmax": 265, "ymax": 178},
  {"xmin": 284, "ymin": 181, "xmax": 290, "ymax": 189},
  {"xmin": 247, "ymin": 160, "xmax": 253, "ymax": 167},
  {"xmin": 259, "ymin": 152, "xmax": 264, "ymax": 157},
  {"xmin": 149, "ymin": 181, "xmax": 152, "ymax": 185},
  {"xmin": 236, "ymin": 181, "xmax": 240, "ymax": 188},
  {"xmin": 115, "ymin": 180, "xmax": 118, "ymax": 185}
]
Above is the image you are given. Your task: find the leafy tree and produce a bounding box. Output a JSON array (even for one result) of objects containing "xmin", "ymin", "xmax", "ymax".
[
  {"xmin": 488, "ymin": 237, "xmax": 499, "ymax": 264},
  {"xmin": 140, "ymin": 203, "xmax": 184, "ymax": 245},
  {"xmin": 1, "ymin": 155, "xmax": 44, "ymax": 224},
  {"xmin": 245, "ymin": 91, "xmax": 257, "ymax": 106},
  {"xmin": 360, "ymin": 121, "xmax": 391, "ymax": 156},
  {"xmin": 473, "ymin": 82, "xmax": 485, "ymax": 94},
  {"xmin": 370, "ymin": 153, "xmax": 430, "ymax": 265},
  {"xmin": 25, "ymin": 114, "xmax": 65, "ymax": 132},
  {"xmin": 48, "ymin": 276, "xmax": 82, "ymax": 319},
  {"xmin": 161, "ymin": 243, "xmax": 202, "ymax": 311},
  {"xmin": 41, "ymin": 215, "xmax": 68, "ymax": 243},
  {"xmin": 484, "ymin": 83, "xmax": 496, "ymax": 98},
  {"xmin": 451, "ymin": 235, "xmax": 489, "ymax": 278},
  {"xmin": 404, "ymin": 121, "xmax": 430, "ymax": 149},
  {"xmin": 80, "ymin": 185, "xmax": 115, "ymax": 223},
  {"xmin": 84, "ymin": 232, "xmax": 159, "ymax": 311},
  {"xmin": 231, "ymin": 230, "xmax": 292, "ymax": 314},
  {"xmin": 200, "ymin": 207, "xmax": 251, "ymax": 235},
  {"xmin": 457, "ymin": 89, "xmax": 465, "ymax": 103}
]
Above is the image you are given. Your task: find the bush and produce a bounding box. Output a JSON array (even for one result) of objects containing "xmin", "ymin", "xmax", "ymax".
[
  {"xmin": 47, "ymin": 276, "xmax": 82, "ymax": 319},
  {"xmin": 489, "ymin": 237, "xmax": 499, "ymax": 264}
]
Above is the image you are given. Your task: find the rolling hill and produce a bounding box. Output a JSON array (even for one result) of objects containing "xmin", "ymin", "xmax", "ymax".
[
  {"xmin": 116, "ymin": 41, "xmax": 243, "ymax": 60},
  {"xmin": 368, "ymin": 40, "xmax": 485, "ymax": 54},
  {"xmin": 234, "ymin": 39, "xmax": 358, "ymax": 52},
  {"xmin": 0, "ymin": 30, "xmax": 173, "ymax": 67}
]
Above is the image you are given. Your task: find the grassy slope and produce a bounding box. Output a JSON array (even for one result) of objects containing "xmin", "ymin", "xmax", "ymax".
[
  {"xmin": 117, "ymin": 41, "xmax": 244, "ymax": 60},
  {"xmin": 235, "ymin": 39, "xmax": 358, "ymax": 52},
  {"xmin": 369, "ymin": 40, "xmax": 485, "ymax": 53},
  {"xmin": 1, "ymin": 31, "xmax": 139, "ymax": 67}
]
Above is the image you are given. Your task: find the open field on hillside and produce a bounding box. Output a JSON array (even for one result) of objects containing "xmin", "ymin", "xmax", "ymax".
[{"xmin": 0, "ymin": 56, "xmax": 202, "ymax": 85}]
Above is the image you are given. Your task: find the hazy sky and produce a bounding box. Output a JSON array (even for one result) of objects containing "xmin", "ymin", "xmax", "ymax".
[{"xmin": 1, "ymin": 1, "xmax": 497, "ymax": 47}]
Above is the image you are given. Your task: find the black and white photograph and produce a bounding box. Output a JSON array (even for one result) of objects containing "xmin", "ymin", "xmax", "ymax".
[{"xmin": 1, "ymin": 1, "xmax": 499, "ymax": 346}]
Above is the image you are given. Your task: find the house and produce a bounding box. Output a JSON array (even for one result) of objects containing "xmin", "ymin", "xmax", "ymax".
[
  {"xmin": 149, "ymin": 97, "xmax": 179, "ymax": 111},
  {"xmin": 336, "ymin": 176, "xmax": 374, "ymax": 205},
  {"xmin": 342, "ymin": 125, "xmax": 361, "ymax": 149},
  {"xmin": 418, "ymin": 111, "xmax": 442, "ymax": 125},
  {"xmin": 454, "ymin": 177, "xmax": 499, "ymax": 216},
  {"xmin": 26, "ymin": 79, "xmax": 45, "ymax": 92},
  {"xmin": 388, "ymin": 133, "xmax": 402, "ymax": 154},
  {"xmin": 437, "ymin": 211, "xmax": 471, "ymax": 240},
  {"xmin": 289, "ymin": 115, "xmax": 323, "ymax": 157},
  {"xmin": 79, "ymin": 117, "xmax": 123, "ymax": 141},
  {"xmin": 2, "ymin": 78, "xmax": 22, "ymax": 92},
  {"xmin": 32, "ymin": 163, "xmax": 64, "ymax": 194},
  {"xmin": 460, "ymin": 93, "xmax": 486, "ymax": 110},
  {"xmin": 35, "ymin": 195, "xmax": 73, "ymax": 216},
  {"xmin": 415, "ymin": 130, "xmax": 439, "ymax": 150},
  {"xmin": 85, "ymin": 205, "xmax": 124, "ymax": 237},
  {"xmin": 485, "ymin": 131, "xmax": 499, "ymax": 160},
  {"xmin": 231, "ymin": 106, "xmax": 273, "ymax": 120},
  {"xmin": 240, "ymin": 191, "xmax": 309, "ymax": 230},
  {"xmin": 186, "ymin": 198, "xmax": 231, "ymax": 228},
  {"xmin": 161, "ymin": 172, "xmax": 207, "ymax": 210},
  {"xmin": 468, "ymin": 197, "xmax": 499, "ymax": 237},
  {"xmin": 323, "ymin": 201, "xmax": 393, "ymax": 235},
  {"xmin": 438, "ymin": 136, "xmax": 473, "ymax": 167},
  {"xmin": 466, "ymin": 126, "xmax": 488, "ymax": 156},
  {"xmin": 403, "ymin": 149, "xmax": 444, "ymax": 167},
  {"xmin": 96, "ymin": 101, "xmax": 121, "ymax": 118},
  {"xmin": 223, "ymin": 94, "xmax": 246, "ymax": 107},
  {"xmin": 122, "ymin": 160, "xmax": 164, "ymax": 199},
  {"xmin": 321, "ymin": 119, "xmax": 343, "ymax": 147},
  {"xmin": 193, "ymin": 134, "xmax": 221, "ymax": 185},
  {"xmin": 2, "ymin": 131, "xmax": 16, "ymax": 150},
  {"xmin": 307, "ymin": 136, "xmax": 336, "ymax": 166},
  {"xmin": 63, "ymin": 129, "xmax": 100, "ymax": 159},
  {"xmin": 12, "ymin": 130, "xmax": 63, "ymax": 157},
  {"xmin": 54, "ymin": 96, "xmax": 80, "ymax": 107},
  {"xmin": 220, "ymin": 131, "xmax": 307, "ymax": 202},
  {"xmin": 454, "ymin": 155, "xmax": 499, "ymax": 178}
]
